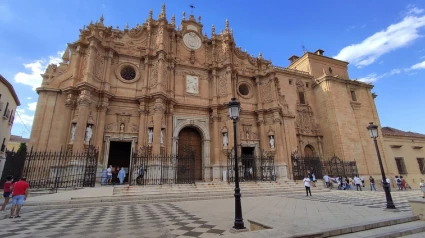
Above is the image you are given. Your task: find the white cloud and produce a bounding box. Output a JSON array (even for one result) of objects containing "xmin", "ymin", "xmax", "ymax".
[
  {"xmin": 407, "ymin": 6, "xmax": 424, "ymax": 15},
  {"xmin": 27, "ymin": 97, "xmax": 32, "ymax": 100},
  {"xmin": 357, "ymin": 68, "xmax": 403, "ymax": 83},
  {"xmin": 334, "ymin": 6, "xmax": 425, "ymax": 68},
  {"xmin": 15, "ymin": 108, "xmax": 34, "ymax": 126},
  {"xmin": 27, "ymin": 102, "xmax": 37, "ymax": 111},
  {"xmin": 410, "ymin": 60, "xmax": 425, "ymax": 69},
  {"xmin": 14, "ymin": 51, "xmax": 63, "ymax": 90}
]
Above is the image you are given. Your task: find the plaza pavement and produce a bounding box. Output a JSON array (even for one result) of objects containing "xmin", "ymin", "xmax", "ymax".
[{"xmin": 0, "ymin": 187, "xmax": 423, "ymax": 237}]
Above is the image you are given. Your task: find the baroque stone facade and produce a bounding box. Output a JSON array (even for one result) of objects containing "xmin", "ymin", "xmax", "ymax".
[{"xmin": 29, "ymin": 5, "xmax": 390, "ymax": 182}]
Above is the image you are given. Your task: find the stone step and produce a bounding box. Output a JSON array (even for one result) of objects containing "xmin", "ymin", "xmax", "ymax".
[
  {"xmin": 15, "ymin": 190, "xmax": 331, "ymax": 215},
  {"xmin": 401, "ymin": 231, "xmax": 425, "ymax": 237},
  {"xmin": 330, "ymin": 220, "xmax": 425, "ymax": 238},
  {"xmin": 292, "ymin": 215, "xmax": 420, "ymax": 237}
]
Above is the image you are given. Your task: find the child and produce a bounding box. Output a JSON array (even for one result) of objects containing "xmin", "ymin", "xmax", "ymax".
[{"xmin": 0, "ymin": 175, "xmax": 13, "ymax": 212}]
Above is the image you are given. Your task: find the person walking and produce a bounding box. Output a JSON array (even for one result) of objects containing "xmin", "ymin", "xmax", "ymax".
[
  {"xmin": 344, "ymin": 177, "xmax": 351, "ymax": 190},
  {"xmin": 400, "ymin": 176, "xmax": 406, "ymax": 190},
  {"xmin": 118, "ymin": 167, "xmax": 126, "ymax": 184},
  {"xmin": 311, "ymin": 173, "xmax": 317, "ymax": 187},
  {"xmin": 0, "ymin": 175, "xmax": 13, "ymax": 212},
  {"xmin": 386, "ymin": 177, "xmax": 391, "ymax": 192},
  {"xmin": 323, "ymin": 174, "xmax": 330, "ymax": 188},
  {"xmin": 396, "ymin": 176, "xmax": 402, "ymax": 190},
  {"xmin": 420, "ymin": 179, "xmax": 425, "ymax": 198},
  {"xmin": 9, "ymin": 177, "xmax": 29, "ymax": 218},
  {"xmin": 106, "ymin": 165, "xmax": 113, "ymax": 185},
  {"xmin": 303, "ymin": 174, "xmax": 312, "ymax": 196},
  {"xmin": 360, "ymin": 175, "xmax": 365, "ymax": 187},
  {"xmin": 369, "ymin": 176, "xmax": 377, "ymax": 191},
  {"xmin": 354, "ymin": 175, "xmax": 362, "ymax": 191}
]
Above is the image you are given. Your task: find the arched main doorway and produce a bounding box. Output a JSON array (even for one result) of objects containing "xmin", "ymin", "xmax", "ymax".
[
  {"xmin": 304, "ymin": 145, "xmax": 315, "ymax": 157},
  {"xmin": 178, "ymin": 127, "xmax": 203, "ymax": 180}
]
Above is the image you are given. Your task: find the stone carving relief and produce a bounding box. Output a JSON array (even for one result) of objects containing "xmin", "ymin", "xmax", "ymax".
[
  {"xmin": 218, "ymin": 74, "xmax": 227, "ymax": 97},
  {"xmin": 131, "ymin": 123, "xmax": 138, "ymax": 133},
  {"xmin": 150, "ymin": 61, "xmax": 158, "ymax": 87},
  {"xmin": 116, "ymin": 112, "xmax": 131, "ymax": 132},
  {"xmin": 79, "ymin": 54, "xmax": 89, "ymax": 79},
  {"xmin": 183, "ymin": 32, "xmax": 202, "ymax": 50},
  {"xmin": 278, "ymin": 93, "xmax": 290, "ymax": 115},
  {"xmin": 261, "ymin": 79, "xmax": 273, "ymax": 103},
  {"xmin": 93, "ymin": 51, "xmax": 105, "ymax": 80},
  {"xmin": 296, "ymin": 79, "xmax": 305, "ymax": 92},
  {"xmin": 295, "ymin": 105, "xmax": 321, "ymax": 136},
  {"xmin": 105, "ymin": 123, "xmax": 115, "ymax": 132}
]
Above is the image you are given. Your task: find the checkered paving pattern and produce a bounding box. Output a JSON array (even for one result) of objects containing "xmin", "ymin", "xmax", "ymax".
[
  {"xmin": 284, "ymin": 190, "xmax": 421, "ymax": 212},
  {"xmin": 0, "ymin": 203, "xmax": 228, "ymax": 238}
]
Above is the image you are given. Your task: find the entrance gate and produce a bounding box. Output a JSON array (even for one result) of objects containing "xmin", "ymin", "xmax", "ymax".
[
  {"xmin": 291, "ymin": 153, "xmax": 358, "ymax": 180},
  {"xmin": 227, "ymin": 150, "xmax": 276, "ymax": 182},
  {"xmin": 129, "ymin": 144, "xmax": 196, "ymax": 185}
]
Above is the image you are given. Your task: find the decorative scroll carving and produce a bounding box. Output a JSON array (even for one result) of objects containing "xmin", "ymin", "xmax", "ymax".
[
  {"xmin": 93, "ymin": 51, "xmax": 105, "ymax": 80},
  {"xmin": 105, "ymin": 123, "xmax": 115, "ymax": 132},
  {"xmin": 261, "ymin": 79, "xmax": 273, "ymax": 103},
  {"xmin": 65, "ymin": 94, "xmax": 77, "ymax": 108},
  {"xmin": 218, "ymin": 74, "xmax": 227, "ymax": 96},
  {"xmin": 278, "ymin": 93, "xmax": 290, "ymax": 115},
  {"xmin": 131, "ymin": 123, "xmax": 139, "ymax": 132},
  {"xmin": 296, "ymin": 79, "xmax": 305, "ymax": 92}
]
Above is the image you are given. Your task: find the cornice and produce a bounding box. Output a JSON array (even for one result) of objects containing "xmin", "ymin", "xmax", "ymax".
[
  {"xmin": 313, "ymin": 75, "xmax": 374, "ymax": 89},
  {"xmin": 35, "ymin": 87, "xmax": 61, "ymax": 94}
]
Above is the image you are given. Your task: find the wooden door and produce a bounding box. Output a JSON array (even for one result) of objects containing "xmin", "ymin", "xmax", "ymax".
[{"xmin": 178, "ymin": 127, "xmax": 202, "ymax": 180}]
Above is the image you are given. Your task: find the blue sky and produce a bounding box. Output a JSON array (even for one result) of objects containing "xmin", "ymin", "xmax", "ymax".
[{"xmin": 1, "ymin": 0, "xmax": 425, "ymax": 138}]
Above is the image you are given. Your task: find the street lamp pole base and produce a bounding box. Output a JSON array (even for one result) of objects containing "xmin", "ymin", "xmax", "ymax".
[{"xmin": 230, "ymin": 227, "xmax": 249, "ymax": 233}]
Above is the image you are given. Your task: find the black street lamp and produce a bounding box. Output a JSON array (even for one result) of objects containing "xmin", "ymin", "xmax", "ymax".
[
  {"xmin": 228, "ymin": 97, "xmax": 245, "ymax": 230},
  {"xmin": 367, "ymin": 122, "xmax": 396, "ymax": 209}
]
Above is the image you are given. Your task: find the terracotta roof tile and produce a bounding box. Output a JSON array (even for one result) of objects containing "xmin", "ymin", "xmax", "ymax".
[{"xmin": 381, "ymin": 127, "xmax": 425, "ymax": 139}]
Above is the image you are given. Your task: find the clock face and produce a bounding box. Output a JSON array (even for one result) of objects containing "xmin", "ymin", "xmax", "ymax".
[
  {"xmin": 186, "ymin": 75, "xmax": 199, "ymax": 94},
  {"xmin": 183, "ymin": 32, "xmax": 202, "ymax": 50}
]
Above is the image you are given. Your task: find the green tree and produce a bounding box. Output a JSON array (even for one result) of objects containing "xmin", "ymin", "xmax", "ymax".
[{"xmin": 17, "ymin": 142, "xmax": 27, "ymax": 154}]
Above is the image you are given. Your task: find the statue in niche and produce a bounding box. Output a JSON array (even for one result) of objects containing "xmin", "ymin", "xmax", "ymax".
[
  {"xmin": 70, "ymin": 124, "xmax": 76, "ymax": 142},
  {"xmin": 148, "ymin": 128, "xmax": 153, "ymax": 143},
  {"xmin": 160, "ymin": 129, "xmax": 164, "ymax": 144},
  {"xmin": 269, "ymin": 136, "xmax": 275, "ymax": 149},
  {"xmin": 120, "ymin": 123, "xmax": 125, "ymax": 132},
  {"xmin": 246, "ymin": 131, "xmax": 250, "ymax": 140},
  {"xmin": 85, "ymin": 125, "xmax": 93, "ymax": 143},
  {"xmin": 223, "ymin": 132, "xmax": 228, "ymax": 147}
]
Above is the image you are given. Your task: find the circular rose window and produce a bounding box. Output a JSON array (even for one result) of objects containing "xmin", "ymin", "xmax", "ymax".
[
  {"xmin": 238, "ymin": 84, "xmax": 250, "ymax": 96},
  {"xmin": 120, "ymin": 66, "xmax": 136, "ymax": 80}
]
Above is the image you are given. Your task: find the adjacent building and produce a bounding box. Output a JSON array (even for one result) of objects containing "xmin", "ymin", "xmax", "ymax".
[
  {"xmin": 6, "ymin": 135, "xmax": 29, "ymax": 152},
  {"xmin": 27, "ymin": 5, "xmax": 422, "ymax": 183},
  {"xmin": 0, "ymin": 74, "xmax": 21, "ymax": 178},
  {"xmin": 382, "ymin": 127, "xmax": 425, "ymax": 188}
]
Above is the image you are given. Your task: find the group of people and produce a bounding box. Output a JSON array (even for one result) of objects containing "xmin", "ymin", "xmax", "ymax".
[
  {"xmin": 1, "ymin": 176, "xmax": 30, "ymax": 219},
  {"xmin": 101, "ymin": 165, "xmax": 127, "ymax": 185}
]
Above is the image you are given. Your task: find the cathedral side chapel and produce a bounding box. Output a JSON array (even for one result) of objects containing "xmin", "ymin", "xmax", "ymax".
[{"xmin": 29, "ymin": 5, "xmax": 388, "ymax": 182}]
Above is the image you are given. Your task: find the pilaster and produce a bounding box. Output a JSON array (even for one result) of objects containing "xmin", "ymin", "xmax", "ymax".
[
  {"xmin": 95, "ymin": 98, "xmax": 109, "ymax": 162},
  {"xmin": 153, "ymin": 98, "xmax": 165, "ymax": 154},
  {"xmin": 137, "ymin": 100, "xmax": 148, "ymax": 148},
  {"xmin": 84, "ymin": 39, "xmax": 99, "ymax": 82},
  {"xmin": 73, "ymin": 89, "xmax": 92, "ymax": 152}
]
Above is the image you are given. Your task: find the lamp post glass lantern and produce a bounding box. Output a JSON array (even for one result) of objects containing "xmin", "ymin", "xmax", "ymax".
[
  {"xmin": 228, "ymin": 97, "xmax": 245, "ymax": 230},
  {"xmin": 367, "ymin": 122, "xmax": 396, "ymax": 209}
]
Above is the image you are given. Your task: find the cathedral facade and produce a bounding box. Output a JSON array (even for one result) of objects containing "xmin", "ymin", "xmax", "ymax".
[{"xmin": 29, "ymin": 6, "xmax": 388, "ymax": 182}]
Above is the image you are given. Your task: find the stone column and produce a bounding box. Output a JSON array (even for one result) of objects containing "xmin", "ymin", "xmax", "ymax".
[
  {"xmin": 257, "ymin": 112, "xmax": 267, "ymax": 151},
  {"xmin": 71, "ymin": 46, "xmax": 83, "ymax": 81},
  {"xmin": 73, "ymin": 89, "xmax": 92, "ymax": 152},
  {"xmin": 152, "ymin": 98, "xmax": 165, "ymax": 154},
  {"xmin": 157, "ymin": 52, "xmax": 165, "ymax": 88},
  {"xmin": 211, "ymin": 69, "xmax": 218, "ymax": 104},
  {"xmin": 137, "ymin": 100, "xmax": 147, "ymax": 148},
  {"xmin": 211, "ymin": 109, "xmax": 221, "ymax": 181},
  {"xmin": 166, "ymin": 103, "xmax": 175, "ymax": 155},
  {"xmin": 255, "ymin": 77, "xmax": 263, "ymax": 109},
  {"xmin": 103, "ymin": 50, "xmax": 113, "ymax": 90},
  {"xmin": 143, "ymin": 58, "xmax": 150, "ymax": 95},
  {"xmin": 63, "ymin": 93, "xmax": 77, "ymax": 146},
  {"xmin": 84, "ymin": 39, "xmax": 98, "ymax": 82},
  {"xmin": 95, "ymin": 99, "xmax": 109, "ymax": 162},
  {"xmin": 203, "ymin": 139, "xmax": 212, "ymax": 182}
]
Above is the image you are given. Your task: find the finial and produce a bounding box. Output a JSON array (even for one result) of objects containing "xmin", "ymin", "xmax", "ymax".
[
  {"xmin": 116, "ymin": 26, "xmax": 119, "ymax": 29},
  {"xmin": 159, "ymin": 3, "xmax": 166, "ymax": 19},
  {"xmin": 171, "ymin": 14, "xmax": 175, "ymax": 25},
  {"xmin": 212, "ymin": 24, "xmax": 216, "ymax": 35},
  {"xmin": 149, "ymin": 9, "xmax": 153, "ymax": 20},
  {"xmin": 225, "ymin": 19, "xmax": 229, "ymax": 29},
  {"xmin": 136, "ymin": 23, "xmax": 139, "ymax": 27},
  {"xmin": 182, "ymin": 11, "xmax": 186, "ymax": 20},
  {"xmin": 90, "ymin": 20, "xmax": 93, "ymax": 25},
  {"xmin": 100, "ymin": 14, "xmax": 104, "ymax": 24},
  {"xmin": 83, "ymin": 25, "xmax": 86, "ymax": 30},
  {"xmin": 126, "ymin": 23, "xmax": 129, "ymax": 30},
  {"xmin": 198, "ymin": 16, "xmax": 201, "ymax": 23},
  {"xmin": 258, "ymin": 52, "xmax": 263, "ymax": 59}
]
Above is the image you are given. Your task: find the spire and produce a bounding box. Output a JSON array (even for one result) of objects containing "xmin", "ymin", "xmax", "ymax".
[
  {"xmin": 225, "ymin": 19, "xmax": 229, "ymax": 32},
  {"xmin": 258, "ymin": 52, "xmax": 263, "ymax": 59},
  {"xmin": 212, "ymin": 24, "xmax": 216, "ymax": 36},
  {"xmin": 198, "ymin": 16, "xmax": 201, "ymax": 23},
  {"xmin": 99, "ymin": 14, "xmax": 104, "ymax": 24},
  {"xmin": 126, "ymin": 23, "xmax": 129, "ymax": 30},
  {"xmin": 171, "ymin": 14, "xmax": 175, "ymax": 26},
  {"xmin": 159, "ymin": 3, "xmax": 166, "ymax": 19},
  {"xmin": 149, "ymin": 9, "xmax": 153, "ymax": 20},
  {"xmin": 182, "ymin": 11, "xmax": 186, "ymax": 20}
]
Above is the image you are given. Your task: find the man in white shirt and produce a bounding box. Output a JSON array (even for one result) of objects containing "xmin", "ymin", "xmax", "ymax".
[
  {"xmin": 354, "ymin": 175, "xmax": 362, "ymax": 191},
  {"xmin": 107, "ymin": 165, "xmax": 113, "ymax": 185},
  {"xmin": 386, "ymin": 177, "xmax": 391, "ymax": 192},
  {"xmin": 323, "ymin": 174, "xmax": 330, "ymax": 188},
  {"xmin": 303, "ymin": 175, "xmax": 312, "ymax": 196}
]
